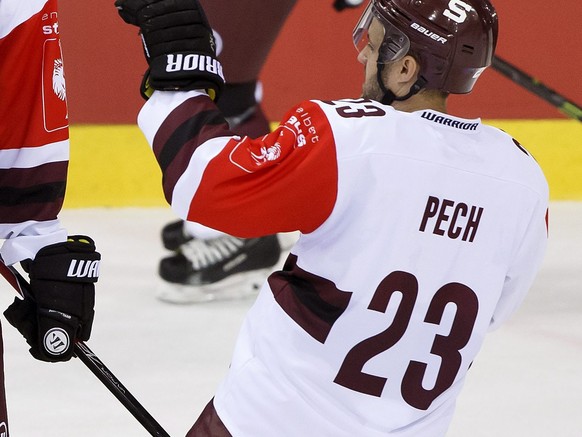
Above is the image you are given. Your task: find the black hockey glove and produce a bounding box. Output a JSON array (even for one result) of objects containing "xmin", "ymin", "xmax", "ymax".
[
  {"xmin": 4, "ymin": 236, "xmax": 100, "ymax": 363},
  {"xmin": 115, "ymin": 0, "xmax": 224, "ymax": 100},
  {"xmin": 333, "ymin": 0, "xmax": 365, "ymax": 11}
]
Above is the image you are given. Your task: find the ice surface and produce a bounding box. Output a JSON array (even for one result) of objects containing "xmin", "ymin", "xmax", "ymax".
[{"xmin": 0, "ymin": 203, "xmax": 580, "ymax": 436}]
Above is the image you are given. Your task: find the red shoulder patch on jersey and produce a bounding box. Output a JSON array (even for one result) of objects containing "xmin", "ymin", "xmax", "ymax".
[
  {"xmin": 188, "ymin": 101, "xmax": 338, "ymax": 236},
  {"xmin": 0, "ymin": 0, "xmax": 68, "ymax": 150}
]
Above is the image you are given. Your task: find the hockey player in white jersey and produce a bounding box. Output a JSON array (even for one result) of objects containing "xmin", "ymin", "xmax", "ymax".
[{"xmin": 116, "ymin": 0, "xmax": 548, "ymax": 435}]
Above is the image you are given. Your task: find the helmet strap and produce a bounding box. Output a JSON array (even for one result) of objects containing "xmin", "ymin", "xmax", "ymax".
[{"xmin": 376, "ymin": 62, "xmax": 427, "ymax": 105}]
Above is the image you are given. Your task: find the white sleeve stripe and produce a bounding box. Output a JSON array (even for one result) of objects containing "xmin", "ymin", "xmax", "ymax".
[
  {"xmin": 171, "ymin": 137, "xmax": 229, "ymax": 219},
  {"xmin": 0, "ymin": 140, "xmax": 69, "ymax": 169},
  {"xmin": 137, "ymin": 89, "xmax": 208, "ymax": 148}
]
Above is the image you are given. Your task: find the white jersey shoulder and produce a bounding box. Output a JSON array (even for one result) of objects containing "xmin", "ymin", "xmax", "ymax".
[
  {"xmin": 313, "ymin": 99, "xmax": 547, "ymax": 199},
  {"xmin": 0, "ymin": 0, "xmax": 48, "ymax": 39}
]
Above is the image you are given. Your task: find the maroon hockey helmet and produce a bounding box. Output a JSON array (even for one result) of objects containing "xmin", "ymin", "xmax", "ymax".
[{"xmin": 354, "ymin": 0, "xmax": 498, "ymax": 94}]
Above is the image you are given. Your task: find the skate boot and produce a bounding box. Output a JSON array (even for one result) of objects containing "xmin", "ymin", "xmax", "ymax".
[
  {"xmin": 157, "ymin": 234, "xmax": 282, "ymax": 303},
  {"xmin": 161, "ymin": 219, "xmax": 194, "ymax": 251}
]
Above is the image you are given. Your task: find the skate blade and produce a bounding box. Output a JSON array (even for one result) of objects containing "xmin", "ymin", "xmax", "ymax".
[{"xmin": 155, "ymin": 268, "xmax": 271, "ymax": 304}]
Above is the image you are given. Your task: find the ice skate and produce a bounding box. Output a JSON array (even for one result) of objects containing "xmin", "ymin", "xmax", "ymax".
[{"xmin": 156, "ymin": 233, "xmax": 282, "ymax": 304}]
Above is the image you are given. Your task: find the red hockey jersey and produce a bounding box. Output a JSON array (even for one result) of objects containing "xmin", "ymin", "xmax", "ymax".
[{"xmin": 0, "ymin": 0, "xmax": 68, "ymax": 264}]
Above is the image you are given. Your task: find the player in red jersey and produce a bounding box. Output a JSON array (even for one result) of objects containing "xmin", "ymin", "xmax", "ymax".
[
  {"xmin": 0, "ymin": 1, "xmax": 100, "ymax": 432},
  {"xmin": 117, "ymin": 0, "xmax": 548, "ymax": 435},
  {"xmin": 156, "ymin": 0, "xmax": 365, "ymax": 304}
]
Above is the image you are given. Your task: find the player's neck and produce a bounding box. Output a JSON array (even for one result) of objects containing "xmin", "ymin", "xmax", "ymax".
[{"xmin": 391, "ymin": 94, "xmax": 447, "ymax": 114}]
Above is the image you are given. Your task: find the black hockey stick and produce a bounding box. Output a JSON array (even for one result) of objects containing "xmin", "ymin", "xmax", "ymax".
[
  {"xmin": 0, "ymin": 260, "xmax": 171, "ymax": 437},
  {"xmin": 492, "ymin": 55, "xmax": 582, "ymax": 122}
]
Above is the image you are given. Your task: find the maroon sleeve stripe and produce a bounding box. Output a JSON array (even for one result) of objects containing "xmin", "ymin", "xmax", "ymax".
[
  {"xmin": 268, "ymin": 254, "xmax": 353, "ymax": 343},
  {"xmin": 0, "ymin": 162, "xmax": 68, "ymax": 189},
  {"xmin": 155, "ymin": 109, "xmax": 229, "ymax": 172},
  {"xmin": 0, "ymin": 162, "xmax": 67, "ymax": 223},
  {"xmin": 0, "ymin": 200, "xmax": 63, "ymax": 224},
  {"xmin": 0, "ymin": 181, "xmax": 65, "ymax": 206},
  {"xmin": 152, "ymin": 98, "xmax": 232, "ymax": 202}
]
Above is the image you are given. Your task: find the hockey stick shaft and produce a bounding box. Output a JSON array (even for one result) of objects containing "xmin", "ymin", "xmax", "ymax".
[
  {"xmin": 72, "ymin": 341, "xmax": 171, "ymax": 437},
  {"xmin": 0, "ymin": 261, "xmax": 171, "ymax": 437},
  {"xmin": 492, "ymin": 55, "xmax": 582, "ymax": 122}
]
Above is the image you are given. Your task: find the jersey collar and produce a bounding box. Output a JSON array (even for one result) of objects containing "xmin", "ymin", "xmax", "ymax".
[{"xmin": 414, "ymin": 109, "xmax": 482, "ymax": 132}]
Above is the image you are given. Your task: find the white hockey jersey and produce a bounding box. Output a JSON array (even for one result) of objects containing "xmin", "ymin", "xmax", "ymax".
[{"xmin": 138, "ymin": 91, "xmax": 548, "ymax": 436}]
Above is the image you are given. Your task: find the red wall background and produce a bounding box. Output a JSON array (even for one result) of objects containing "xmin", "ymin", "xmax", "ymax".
[{"xmin": 59, "ymin": 0, "xmax": 581, "ymax": 124}]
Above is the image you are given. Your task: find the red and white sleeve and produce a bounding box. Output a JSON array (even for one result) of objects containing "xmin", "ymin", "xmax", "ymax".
[{"xmin": 139, "ymin": 91, "xmax": 339, "ymax": 237}]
